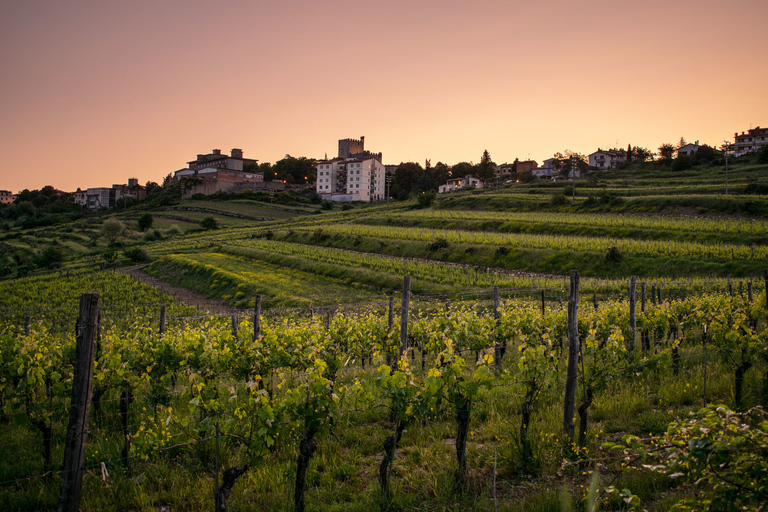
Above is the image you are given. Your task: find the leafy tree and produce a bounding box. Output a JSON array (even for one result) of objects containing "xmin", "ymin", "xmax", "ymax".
[
  {"xmin": 658, "ymin": 143, "xmax": 675, "ymax": 161},
  {"xmin": 34, "ymin": 245, "xmax": 64, "ymax": 269},
  {"xmin": 677, "ymin": 136, "xmax": 688, "ymax": 149},
  {"xmin": 692, "ymin": 144, "xmax": 718, "ymax": 164},
  {"xmin": 412, "ymin": 191, "xmax": 436, "ymax": 209},
  {"xmin": 450, "ymin": 161, "xmax": 475, "ymax": 179},
  {"xmin": 138, "ymin": 213, "xmax": 153, "ymax": 232},
  {"xmin": 102, "ymin": 247, "xmax": 119, "ymax": 264},
  {"xmin": 100, "ymin": 218, "xmax": 126, "ymax": 245},
  {"xmin": 123, "ymin": 247, "xmax": 149, "ymax": 263},
  {"xmin": 627, "ymin": 144, "xmax": 633, "ymax": 163},
  {"xmin": 272, "ymin": 155, "xmax": 317, "ymax": 184},
  {"xmin": 560, "ymin": 150, "xmax": 588, "ymax": 178},
  {"xmin": 200, "ymin": 216, "xmax": 219, "ymax": 230},
  {"xmin": 393, "ymin": 162, "xmax": 426, "ymax": 196},
  {"xmin": 632, "ymin": 146, "xmax": 654, "ymax": 162},
  {"xmin": 477, "ymin": 150, "xmax": 496, "ymax": 181},
  {"xmin": 757, "ymin": 145, "xmax": 768, "ymax": 164}
]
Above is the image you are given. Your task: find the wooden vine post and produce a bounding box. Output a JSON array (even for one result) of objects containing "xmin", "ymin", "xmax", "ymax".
[
  {"xmin": 763, "ymin": 269, "xmax": 768, "ymax": 307},
  {"xmin": 629, "ymin": 276, "xmax": 636, "ymax": 353},
  {"xmin": 400, "ymin": 277, "xmax": 411, "ymax": 360},
  {"xmin": 57, "ymin": 293, "xmax": 100, "ymax": 512},
  {"xmin": 253, "ymin": 294, "xmax": 262, "ymax": 341},
  {"xmin": 563, "ymin": 271, "xmax": 580, "ymax": 443},
  {"xmin": 493, "ymin": 286, "xmax": 502, "ymax": 374},
  {"xmin": 159, "ymin": 305, "xmax": 166, "ymax": 336}
]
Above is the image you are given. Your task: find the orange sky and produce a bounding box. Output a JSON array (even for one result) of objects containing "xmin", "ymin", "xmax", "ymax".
[{"xmin": 1, "ymin": 0, "xmax": 766, "ymax": 193}]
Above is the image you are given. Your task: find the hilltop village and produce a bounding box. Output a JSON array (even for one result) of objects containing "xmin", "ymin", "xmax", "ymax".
[{"xmin": 2, "ymin": 126, "xmax": 767, "ymax": 209}]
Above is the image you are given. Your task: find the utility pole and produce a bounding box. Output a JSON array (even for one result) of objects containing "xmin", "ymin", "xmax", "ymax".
[
  {"xmin": 723, "ymin": 140, "xmax": 729, "ymax": 195},
  {"xmin": 571, "ymin": 155, "xmax": 577, "ymax": 204}
]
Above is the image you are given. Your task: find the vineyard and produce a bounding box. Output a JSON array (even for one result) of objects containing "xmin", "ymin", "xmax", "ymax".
[
  {"xmin": 2, "ymin": 162, "xmax": 768, "ymax": 510},
  {"xmin": 1, "ymin": 270, "xmax": 768, "ymax": 511}
]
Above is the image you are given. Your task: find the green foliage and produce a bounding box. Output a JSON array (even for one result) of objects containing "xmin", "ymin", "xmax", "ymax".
[
  {"xmin": 100, "ymin": 218, "xmax": 126, "ymax": 244},
  {"xmin": 427, "ymin": 238, "xmax": 448, "ymax": 251},
  {"xmin": 123, "ymin": 247, "xmax": 149, "ymax": 263},
  {"xmin": 138, "ymin": 213, "xmax": 154, "ymax": 231},
  {"xmin": 551, "ymin": 192, "xmax": 568, "ymax": 206},
  {"xmin": 200, "ymin": 216, "xmax": 219, "ymax": 230},
  {"xmin": 604, "ymin": 405, "xmax": 768, "ymax": 512},
  {"xmin": 34, "ymin": 245, "xmax": 64, "ymax": 269},
  {"xmin": 605, "ymin": 245, "xmax": 623, "ymax": 263},
  {"xmin": 101, "ymin": 247, "xmax": 119, "ymax": 263},
  {"xmin": 413, "ymin": 192, "xmax": 436, "ymax": 209},
  {"xmin": 758, "ymin": 145, "xmax": 768, "ymax": 164}
]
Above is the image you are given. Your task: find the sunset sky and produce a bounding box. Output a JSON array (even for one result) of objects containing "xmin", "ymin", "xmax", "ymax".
[{"xmin": 1, "ymin": 0, "xmax": 766, "ymax": 193}]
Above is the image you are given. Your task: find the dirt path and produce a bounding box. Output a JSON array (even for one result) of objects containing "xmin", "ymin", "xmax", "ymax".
[{"xmin": 119, "ymin": 265, "xmax": 231, "ymax": 314}]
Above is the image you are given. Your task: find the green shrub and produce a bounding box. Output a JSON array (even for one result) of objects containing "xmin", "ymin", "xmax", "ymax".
[
  {"xmin": 34, "ymin": 245, "xmax": 64, "ymax": 269},
  {"xmin": 144, "ymin": 229, "xmax": 163, "ymax": 242},
  {"xmin": 758, "ymin": 145, "xmax": 768, "ymax": 164},
  {"xmin": 605, "ymin": 245, "xmax": 623, "ymax": 262},
  {"xmin": 412, "ymin": 192, "xmax": 436, "ymax": 209},
  {"xmin": 138, "ymin": 213, "xmax": 153, "ymax": 231},
  {"xmin": 123, "ymin": 247, "xmax": 149, "ymax": 263},
  {"xmin": 200, "ymin": 216, "xmax": 219, "ymax": 230},
  {"xmin": 427, "ymin": 238, "xmax": 449, "ymax": 251},
  {"xmin": 551, "ymin": 192, "xmax": 568, "ymax": 206}
]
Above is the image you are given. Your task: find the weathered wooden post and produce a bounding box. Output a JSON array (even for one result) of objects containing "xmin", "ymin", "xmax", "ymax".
[
  {"xmin": 763, "ymin": 269, "xmax": 768, "ymax": 307},
  {"xmin": 231, "ymin": 310, "xmax": 238, "ymax": 338},
  {"xmin": 400, "ymin": 277, "xmax": 411, "ymax": 359},
  {"xmin": 541, "ymin": 289, "xmax": 545, "ymax": 316},
  {"xmin": 563, "ymin": 271, "xmax": 580, "ymax": 443},
  {"xmin": 629, "ymin": 276, "xmax": 636, "ymax": 353},
  {"xmin": 24, "ymin": 314, "xmax": 31, "ymax": 336},
  {"xmin": 493, "ymin": 286, "xmax": 501, "ymax": 374},
  {"xmin": 253, "ymin": 295, "xmax": 262, "ymax": 341},
  {"xmin": 748, "ymin": 281, "xmax": 753, "ymax": 303},
  {"xmin": 386, "ymin": 297, "xmax": 395, "ymax": 367},
  {"xmin": 57, "ymin": 293, "xmax": 100, "ymax": 512},
  {"xmin": 159, "ymin": 305, "xmax": 166, "ymax": 336},
  {"xmin": 592, "ymin": 293, "xmax": 598, "ymax": 311}
]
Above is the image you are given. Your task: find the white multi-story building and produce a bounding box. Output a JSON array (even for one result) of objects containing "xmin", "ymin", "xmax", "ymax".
[
  {"xmin": 734, "ymin": 126, "xmax": 768, "ymax": 157},
  {"xmin": 86, "ymin": 187, "xmax": 113, "ymax": 209},
  {"xmin": 588, "ymin": 149, "xmax": 627, "ymax": 170},
  {"xmin": 316, "ymin": 157, "xmax": 386, "ymax": 202},
  {"xmin": 73, "ymin": 188, "xmax": 87, "ymax": 206},
  {"xmin": 0, "ymin": 190, "xmax": 14, "ymax": 204}
]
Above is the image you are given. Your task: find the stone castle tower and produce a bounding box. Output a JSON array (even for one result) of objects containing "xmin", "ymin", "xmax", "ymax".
[{"xmin": 338, "ymin": 136, "xmax": 365, "ymax": 159}]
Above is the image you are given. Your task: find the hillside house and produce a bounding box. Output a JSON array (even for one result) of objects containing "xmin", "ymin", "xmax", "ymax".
[
  {"xmin": 677, "ymin": 142, "xmax": 701, "ymax": 158},
  {"xmin": 438, "ymin": 175, "xmax": 484, "ymax": 193},
  {"xmin": 734, "ymin": 127, "xmax": 768, "ymax": 157},
  {"xmin": 173, "ymin": 148, "xmax": 263, "ymax": 197},
  {"xmin": 589, "ymin": 149, "xmax": 627, "ymax": 170}
]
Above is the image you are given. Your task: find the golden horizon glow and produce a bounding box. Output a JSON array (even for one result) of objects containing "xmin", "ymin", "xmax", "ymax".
[{"xmin": 0, "ymin": 0, "xmax": 766, "ymax": 192}]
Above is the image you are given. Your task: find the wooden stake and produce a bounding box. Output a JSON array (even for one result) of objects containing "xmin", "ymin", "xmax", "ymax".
[
  {"xmin": 629, "ymin": 276, "xmax": 636, "ymax": 353},
  {"xmin": 253, "ymin": 295, "xmax": 262, "ymax": 341},
  {"xmin": 493, "ymin": 286, "xmax": 501, "ymax": 374},
  {"xmin": 159, "ymin": 305, "xmax": 166, "ymax": 336},
  {"xmin": 57, "ymin": 293, "xmax": 100, "ymax": 512},
  {"xmin": 400, "ymin": 277, "xmax": 411, "ymax": 359},
  {"xmin": 563, "ymin": 271, "xmax": 580, "ymax": 442}
]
